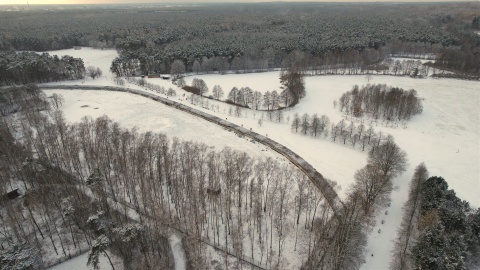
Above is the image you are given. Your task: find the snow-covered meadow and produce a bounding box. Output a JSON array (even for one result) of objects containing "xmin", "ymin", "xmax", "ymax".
[{"xmin": 42, "ymin": 47, "xmax": 479, "ymax": 270}]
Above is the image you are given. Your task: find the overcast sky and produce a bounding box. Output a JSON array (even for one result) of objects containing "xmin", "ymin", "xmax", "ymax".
[{"xmin": 1, "ymin": 0, "xmax": 477, "ymax": 5}]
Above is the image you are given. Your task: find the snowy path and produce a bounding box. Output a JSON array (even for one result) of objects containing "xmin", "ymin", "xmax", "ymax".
[
  {"xmin": 169, "ymin": 234, "xmax": 187, "ymax": 270},
  {"xmin": 360, "ymin": 172, "xmax": 411, "ymax": 270}
]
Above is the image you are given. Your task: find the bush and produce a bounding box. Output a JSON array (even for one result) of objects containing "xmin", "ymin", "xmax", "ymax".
[{"xmin": 182, "ymin": 86, "xmax": 200, "ymax": 95}]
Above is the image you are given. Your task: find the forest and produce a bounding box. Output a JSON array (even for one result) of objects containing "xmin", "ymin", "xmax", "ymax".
[
  {"xmin": 0, "ymin": 51, "xmax": 85, "ymax": 86},
  {"xmin": 391, "ymin": 164, "xmax": 480, "ymax": 270},
  {"xmin": 1, "ymin": 2, "xmax": 479, "ymax": 76}
]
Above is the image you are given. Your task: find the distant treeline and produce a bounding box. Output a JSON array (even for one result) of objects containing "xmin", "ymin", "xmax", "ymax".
[{"xmin": 1, "ymin": 3, "xmax": 479, "ymax": 75}]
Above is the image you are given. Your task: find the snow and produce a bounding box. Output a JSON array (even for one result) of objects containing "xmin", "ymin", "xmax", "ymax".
[
  {"xmin": 169, "ymin": 234, "xmax": 186, "ymax": 270},
  {"xmin": 390, "ymin": 57, "xmax": 434, "ymax": 64},
  {"xmin": 39, "ymin": 47, "xmax": 479, "ymax": 270},
  {"xmin": 48, "ymin": 251, "xmax": 121, "ymax": 270},
  {"xmin": 361, "ymin": 173, "xmax": 409, "ymax": 270}
]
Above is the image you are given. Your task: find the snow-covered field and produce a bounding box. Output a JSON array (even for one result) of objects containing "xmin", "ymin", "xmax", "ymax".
[
  {"xmin": 42, "ymin": 47, "xmax": 479, "ymax": 270},
  {"xmin": 47, "ymin": 89, "xmax": 284, "ymax": 163}
]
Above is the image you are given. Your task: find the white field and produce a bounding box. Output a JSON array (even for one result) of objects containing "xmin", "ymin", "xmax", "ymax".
[{"xmin": 43, "ymin": 47, "xmax": 479, "ymax": 270}]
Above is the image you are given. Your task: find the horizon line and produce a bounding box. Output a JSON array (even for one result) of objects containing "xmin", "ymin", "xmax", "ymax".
[{"xmin": 1, "ymin": 1, "xmax": 478, "ymax": 6}]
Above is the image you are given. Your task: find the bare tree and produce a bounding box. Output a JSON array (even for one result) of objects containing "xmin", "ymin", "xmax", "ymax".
[
  {"xmin": 170, "ymin": 59, "xmax": 186, "ymax": 79},
  {"xmin": 368, "ymin": 135, "xmax": 407, "ymax": 179},
  {"xmin": 280, "ymin": 89, "xmax": 293, "ymax": 107},
  {"xmin": 275, "ymin": 109, "xmax": 284, "ymax": 123},
  {"xmin": 86, "ymin": 66, "xmax": 102, "ymax": 79},
  {"xmin": 252, "ymin": 91, "xmax": 263, "ymax": 110},
  {"xmin": 50, "ymin": 93, "xmax": 64, "ymax": 109},
  {"xmin": 310, "ymin": 114, "xmax": 321, "ymax": 137},
  {"xmin": 331, "ymin": 123, "xmax": 339, "ymax": 142},
  {"xmin": 291, "ymin": 113, "xmax": 301, "ymax": 133},
  {"xmin": 192, "ymin": 78, "xmax": 208, "ymax": 96},
  {"xmin": 301, "ymin": 113, "xmax": 310, "ymax": 135},
  {"xmin": 263, "ymin": 91, "xmax": 272, "ymax": 110},
  {"xmin": 212, "ymin": 85, "xmax": 224, "ymax": 100},
  {"xmin": 319, "ymin": 115, "xmax": 330, "ymax": 137},
  {"xmin": 228, "ymin": 87, "xmax": 239, "ymax": 104},
  {"xmin": 354, "ymin": 164, "xmax": 391, "ymax": 213},
  {"xmin": 271, "ymin": 90, "xmax": 280, "ymax": 110}
]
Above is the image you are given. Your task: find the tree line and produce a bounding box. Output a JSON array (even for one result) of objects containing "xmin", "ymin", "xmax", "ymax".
[
  {"xmin": 2, "ymin": 3, "xmax": 478, "ymax": 76},
  {"xmin": 0, "ymin": 51, "xmax": 85, "ymax": 86},
  {"xmin": 1, "ymin": 3, "xmax": 461, "ymax": 53}
]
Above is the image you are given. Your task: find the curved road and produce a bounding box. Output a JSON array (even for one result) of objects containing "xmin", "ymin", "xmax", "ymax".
[{"xmin": 40, "ymin": 85, "xmax": 345, "ymax": 219}]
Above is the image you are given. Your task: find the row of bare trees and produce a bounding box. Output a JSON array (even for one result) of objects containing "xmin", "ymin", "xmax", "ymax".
[
  {"xmin": 304, "ymin": 134, "xmax": 407, "ymax": 270},
  {"xmin": 291, "ymin": 112, "xmax": 392, "ymax": 153},
  {"xmin": 390, "ymin": 164, "xmax": 429, "ymax": 270}
]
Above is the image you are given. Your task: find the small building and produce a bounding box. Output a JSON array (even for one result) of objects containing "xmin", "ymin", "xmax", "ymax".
[
  {"xmin": 161, "ymin": 75, "xmax": 171, "ymax": 80},
  {"xmin": 6, "ymin": 189, "xmax": 20, "ymax": 200},
  {"xmin": 1, "ymin": 189, "xmax": 20, "ymax": 203}
]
